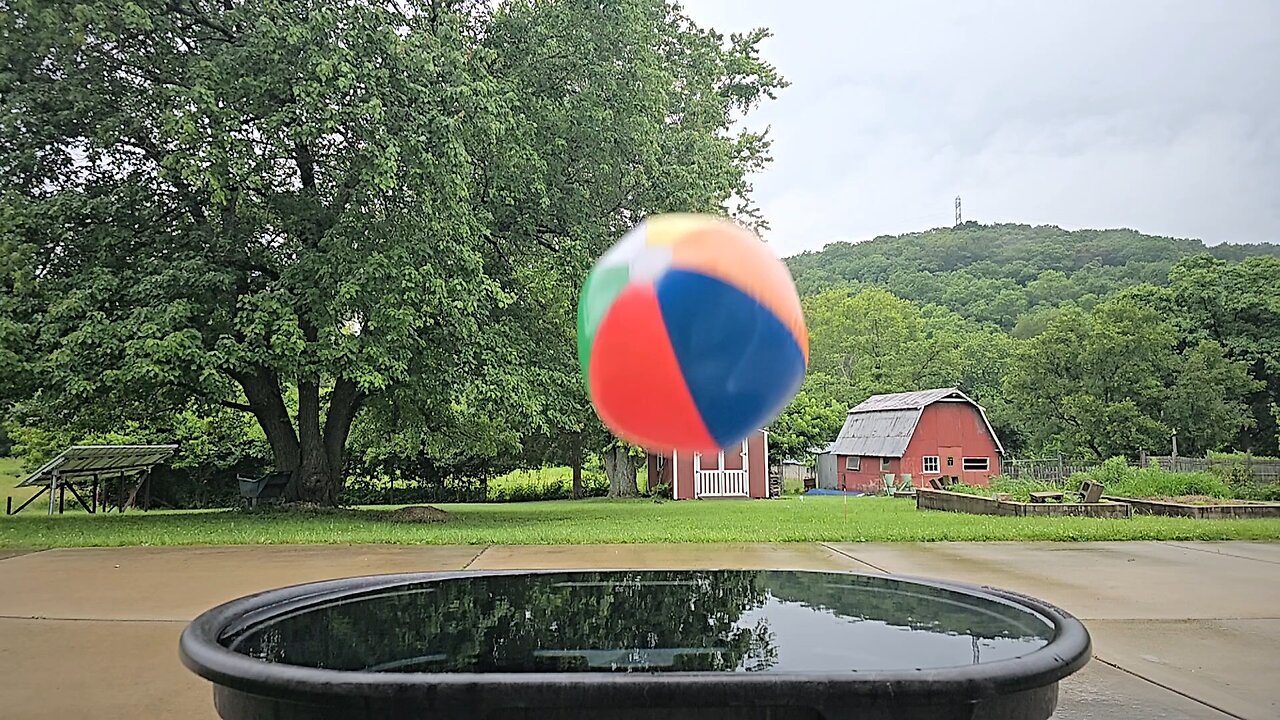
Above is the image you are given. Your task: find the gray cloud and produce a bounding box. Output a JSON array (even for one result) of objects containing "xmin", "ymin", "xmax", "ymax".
[{"xmin": 682, "ymin": 0, "xmax": 1280, "ymax": 255}]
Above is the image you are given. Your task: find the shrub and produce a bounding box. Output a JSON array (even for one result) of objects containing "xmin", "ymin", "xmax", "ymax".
[
  {"xmin": 1208, "ymin": 451, "xmax": 1280, "ymax": 462},
  {"xmin": 648, "ymin": 482, "xmax": 673, "ymax": 500},
  {"xmin": 341, "ymin": 474, "xmax": 487, "ymax": 505},
  {"xmin": 1208, "ymin": 463, "xmax": 1254, "ymax": 487},
  {"xmin": 945, "ymin": 483, "xmax": 993, "ymax": 498},
  {"xmin": 1235, "ymin": 483, "xmax": 1280, "ymax": 502},
  {"xmin": 486, "ymin": 467, "xmax": 608, "ymax": 503},
  {"xmin": 1076, "ymin": 457, "xmax": 1233, "ymax": 499}
]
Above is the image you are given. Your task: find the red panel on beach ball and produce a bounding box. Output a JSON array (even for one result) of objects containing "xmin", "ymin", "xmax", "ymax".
[{"xmin": 587, "ymin": 283, "xmax": 716, "ymax": 452}]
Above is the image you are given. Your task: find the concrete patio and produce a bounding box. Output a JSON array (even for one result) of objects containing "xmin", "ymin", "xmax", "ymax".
[{"xmin": 1, "ymin": 541, "xmax": 1276, "ymax": 719}]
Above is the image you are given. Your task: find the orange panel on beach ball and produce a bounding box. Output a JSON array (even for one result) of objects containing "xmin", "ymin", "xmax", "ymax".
[{"xmin": 587, "ymin": 283, "xmax": 716, "ymax": 452}]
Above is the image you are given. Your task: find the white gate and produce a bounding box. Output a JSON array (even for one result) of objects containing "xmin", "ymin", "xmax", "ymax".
[
  {"xmin": 694, "ymin": 469, "xmax": 749, "ymax": 497},
  {"xmin": 692, "ymin": 439, "xmax": 751, "ymax": 498}
]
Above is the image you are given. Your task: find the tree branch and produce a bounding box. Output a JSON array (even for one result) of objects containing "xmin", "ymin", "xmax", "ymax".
[
  {"xmin": 215, "ymin": 398, "xmax": 255, "ymax": 413},
  {"xmin": 164, "ymin": 1, "xmax": 237, "ymax": 42},
  {"xmin": 295, "ymin": 143, "xmax": 317, "ymax": 194},
  {"xmin": 179, "ymin": 380, "xmax": 254, "ymax": 413}
]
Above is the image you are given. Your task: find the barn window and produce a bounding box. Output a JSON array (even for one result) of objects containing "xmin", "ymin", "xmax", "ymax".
[
  {"xmin": 963, "ymin": 457, "xmax": 990, "ymax": 471},
  {"xmin": 845, "ymin": 456, "xmax": 861, "ymax": 471},
  {"xmin": 923, "ymin": 456, "xmax": 940, "ymax": 474},
  {"xmin": 880, "ymin": 457, "xmax": 891, "ymax": 471}
]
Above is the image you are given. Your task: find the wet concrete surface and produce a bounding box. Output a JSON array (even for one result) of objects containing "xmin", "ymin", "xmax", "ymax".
[
  {"xmin": 825, "ymin": 541, "xmax": 1280, "ymax": 719},
  {"xmin": 467, "ymin": 542, "xmax": 863, "ymax": 571},
  {"xmin": 0, "ymin": 618, "xmax": 207, "ymax": 720},
  {"xmin": 0, "ymin": 544, "xmax": 483, "ymax": 621},
  {"xmin": 0, "ymin": 541, "xmax": 1274, "ymax": 719},
  {"xmin": 1083, "ymin": 618, "xmax": 1280, "ymax": 719},
  {"xmin": 823, "ymin": 540, "xmax": 1280, "ymax": 619},
  {"xmin": 1052, "ymin": 659, "xmax": 1235, "ymax": 720}
]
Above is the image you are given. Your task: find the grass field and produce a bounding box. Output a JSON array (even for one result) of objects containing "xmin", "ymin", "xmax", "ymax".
[
  {"xmin": 1, "ymin": 456, "xmax": 35, "ymax": 506},
  {"xmin": 3, "ymin": 495, "xmax": 1279, "ymax": 548}
]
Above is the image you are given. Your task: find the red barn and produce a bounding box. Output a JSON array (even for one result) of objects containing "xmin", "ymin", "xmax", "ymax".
[
  {"xmin": 823, "ymin": 388, "xmax": 1003, "ymax": 493},
  {"xmin": 648, "ymin": 429, "xmax": 773, "ymax": 500}
]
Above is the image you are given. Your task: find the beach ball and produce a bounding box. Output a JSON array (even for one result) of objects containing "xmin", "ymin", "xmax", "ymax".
[{"xmin": 577, "ymin": 213, "xmax": 808, "ymax": 453}]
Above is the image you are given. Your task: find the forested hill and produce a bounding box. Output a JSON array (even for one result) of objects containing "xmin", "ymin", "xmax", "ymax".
[
  {"xmin": 785, "ymin": 223, "xmax": 1280, "ymax": 331},
  {"xmin": 764, "ymin": 222, "xmax": 1280, "ymax": 460}
]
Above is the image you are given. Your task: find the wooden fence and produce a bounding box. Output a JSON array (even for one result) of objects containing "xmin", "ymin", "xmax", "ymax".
[
  {"xmin": 1006, "ymin": 454, "xmax": 1280, "ymax": 485},
  {"xmin": 1004, "ymin": 457, "xmax": 1098, "ymax": 486},
  {"xmin": 1141, "ymin": 454, "xmax": 1280, "ymax": 484}
]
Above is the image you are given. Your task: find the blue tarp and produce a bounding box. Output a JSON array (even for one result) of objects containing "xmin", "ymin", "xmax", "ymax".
[{"xmin": 804, "ymin": 488, "xmax": 866, "ymax": 497}]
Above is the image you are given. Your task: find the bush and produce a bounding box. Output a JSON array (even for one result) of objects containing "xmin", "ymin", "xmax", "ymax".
[
  {"xmin": 1076, "ymin": 457, "xmax": 1233, "ymax": 499},
  {"xmin": 486, "ymin": 467, "xmax": 608, "ymax": 503},
  {"xmin": 945, "ymin": 483, "xmax": 994, "ymax": 498},
  {"xmin": 341, "ymin": 474, "xmax": 487, "ymax": 505},
  {"xmin": 945, "ymin": 477, "xmax": 1076, "ymax": 502},
  {"xmin": 1235, "ymin": 484, "xmax": 1280, "ymax": 502},
  {"xmin": 648, "ymin": 482, "xmax": 672, "ymax": 500},
  {"xmin": 1208, "ymin": 451, "xmax": 1280, "ymax": 462}
]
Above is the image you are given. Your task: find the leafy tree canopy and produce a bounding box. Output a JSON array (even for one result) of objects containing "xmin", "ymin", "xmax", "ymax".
[{"xmin": 0, "ymin": 0, "xmax": 784, "ymax": 503}]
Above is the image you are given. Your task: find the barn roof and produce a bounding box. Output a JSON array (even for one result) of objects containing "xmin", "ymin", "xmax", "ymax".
[
  {"xmin": 824, "ymin": 388, "xmax": 1004, "ymax": 458},
  {"xmin": 848, "ymin": 388, "xmax": 970, "ymax": 413}
]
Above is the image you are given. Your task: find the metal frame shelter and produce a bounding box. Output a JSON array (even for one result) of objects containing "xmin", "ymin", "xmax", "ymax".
[{"xmin": 8, "ymin": 445, "xmax": 178, "ymax": 516}]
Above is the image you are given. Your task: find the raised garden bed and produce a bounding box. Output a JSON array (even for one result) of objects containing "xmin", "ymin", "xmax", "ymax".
[
  {"xmin": 918, "ymin": 488, "xmax": 1131, "ymax": 519},
  {"xmin": 1102, "ymin": 496, "xmax": 1280, "ymax": 519}
]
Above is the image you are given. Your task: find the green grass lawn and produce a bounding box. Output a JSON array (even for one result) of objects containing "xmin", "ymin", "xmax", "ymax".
[
  {"xmin": 3, "ymin": 495, "xmax": 1279, "ymax": 548},
  {"xmin": 1, "ymin": 456, "xmax": 36, "ymax": 507}
]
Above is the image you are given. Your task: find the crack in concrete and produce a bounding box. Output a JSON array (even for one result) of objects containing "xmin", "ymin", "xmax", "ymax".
[
  {"xmin": 462, "ymin": 545, "xmax": 489, "ymax": 570},
  {"xmin": 1158, "ymin": 541, "xmax": 1280, "ymax": 566},
  {"xmin": 818, "ymin": 543, "xmax": 890, "ymax": 573},
  {"xmin": 1092, "ymin": 656, "xmax": 1247, "ymax": 720},
  {"xmin": 0, "ymin": 548, "xmax": 49, "ymax": 563},
  {"xmin": 0, "ymin": 614, "xmax": 187, "ymax": 624}
]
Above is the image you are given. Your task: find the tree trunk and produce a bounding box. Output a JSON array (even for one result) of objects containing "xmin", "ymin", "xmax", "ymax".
[
  {"xmin": 324, "ymin": 377, "xmax": 364, "ymax": 494},
  {"xmin": 233, "ymin": 367, "xmax": 300, "ymax": 475},
  {"xmin": 294, "ymin": 379, "xmax": 333, "ymax": 504},
  {"xmin": 232, "ymin": 367, "xmax": 364, "ymax": 507},
  {"xmin": 570, "ymin": 433, "xmax": 584, "ymax": 499},
  {"xmin": 603, "ymin": 446, "xmax": 639, "ymax": 498}
]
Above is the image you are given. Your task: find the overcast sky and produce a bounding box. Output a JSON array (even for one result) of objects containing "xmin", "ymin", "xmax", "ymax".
[{"xmin": 681, "ymin": 0, "xmax": 1280, "ymax": 257}]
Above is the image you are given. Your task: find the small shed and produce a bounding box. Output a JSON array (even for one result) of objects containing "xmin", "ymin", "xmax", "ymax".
[
  {"xmin": 822, "ymin": 388, "xmax": 1003, "ymax": 493},
  {"xmin": 648, "ymin": 429, "xmax": 773, "ymax": 500}
]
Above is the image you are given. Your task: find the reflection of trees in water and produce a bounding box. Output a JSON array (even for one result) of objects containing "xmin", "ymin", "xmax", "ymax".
[
  {"xmin": 232, "ymin": 571, "xmax": 779, "ymax": 673},
  {"xmin": 229, "ymin": 571, "xmax": 1050, "ymax": 675},
  {"xmin": 760, "ymin": 571, "xmax": 1050, "ymax": 642}
]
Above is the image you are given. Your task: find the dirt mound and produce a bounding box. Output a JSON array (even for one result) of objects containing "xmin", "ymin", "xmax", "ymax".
[{"xmin": 382, "ymin": 505, "xmax": 451, "ymax": 523}]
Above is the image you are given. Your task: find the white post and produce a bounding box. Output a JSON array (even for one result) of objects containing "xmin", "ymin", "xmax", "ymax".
[
  {"xmin": 672, "ymin": 450, "xmax": 680, "ymax": 500},
  {"xmin": 762, "ymin": 431, "xmax": 771, "ymax": 496},
  {"xmin": 693, "ymin": 452, "xmax": 701, "ymax": 498}
]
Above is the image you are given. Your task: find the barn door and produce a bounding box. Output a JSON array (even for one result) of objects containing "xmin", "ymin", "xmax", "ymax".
[{"xmin": 939, "ymin": 446, "xmax": 962, "ymax": 485}]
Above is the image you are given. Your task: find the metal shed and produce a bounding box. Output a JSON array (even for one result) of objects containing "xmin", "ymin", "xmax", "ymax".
[{"xmin": 9, "ymin": 444, "xmax": 178, "ymax": 516}]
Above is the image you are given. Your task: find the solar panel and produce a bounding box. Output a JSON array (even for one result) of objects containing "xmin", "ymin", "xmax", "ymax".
[{"xmin": 17, "ymin": 445, "xmax": 179, "ymax": 487}]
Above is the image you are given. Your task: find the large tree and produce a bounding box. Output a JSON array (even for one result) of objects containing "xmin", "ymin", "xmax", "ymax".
[
  {"xmin": 1166, "ymin": 256, "xmax": 1280, "ymax": 454},
  {"xmin": 1003, "ymin": 297, "xmax": 1258, "ymax": 459},
  {"xmin": 1, "ymin": 0, "xmax": 782, "ymax": 503}
]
